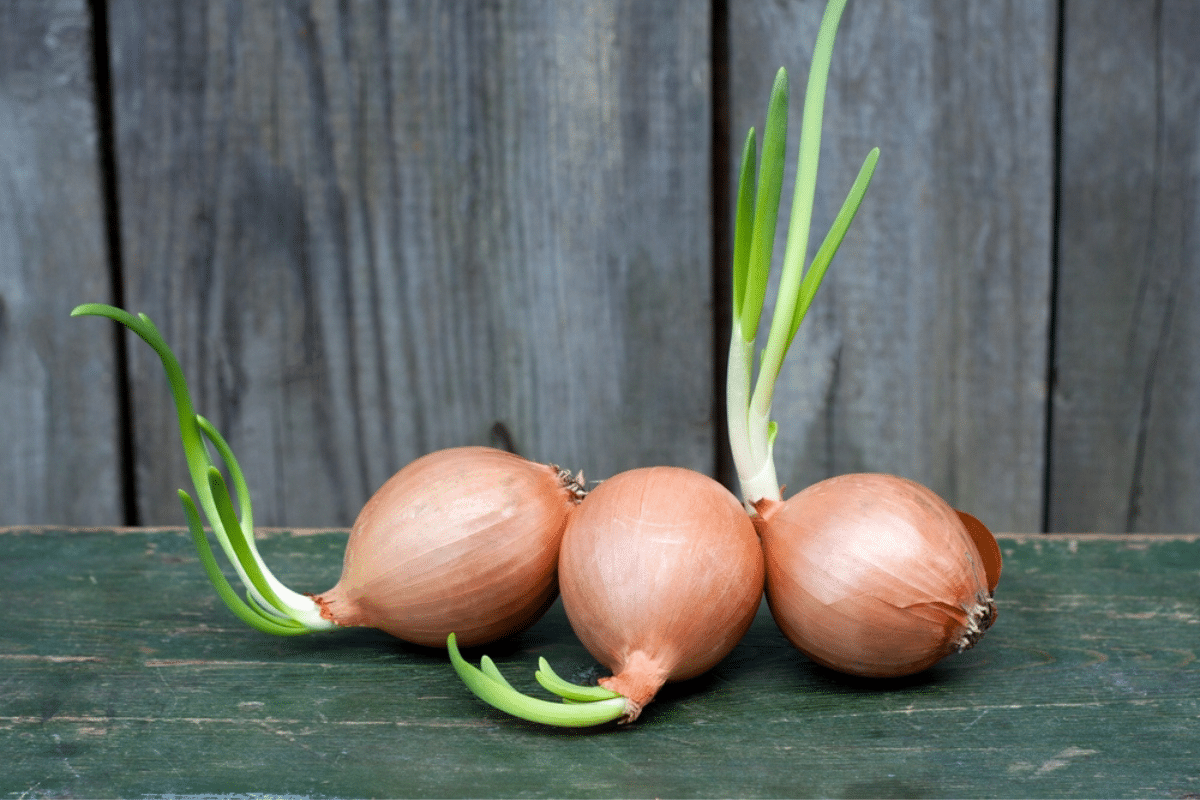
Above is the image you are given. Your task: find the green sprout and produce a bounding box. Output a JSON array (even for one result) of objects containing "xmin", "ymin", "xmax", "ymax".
[
  {"xmin": 447, "ymin": 634, "xmax": 628, "ymax": 727},
  {"xmin": 72, "ymin": 303, "xmax": 336, "ymax": 634},
  {"xmin": 727, "ymin": 0, "xmax": 880, "ymax": 506}
]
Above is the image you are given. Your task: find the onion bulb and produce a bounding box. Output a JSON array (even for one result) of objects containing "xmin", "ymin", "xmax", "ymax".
[
  {"xmin": 559, "ymin": 466, "xmax": 764, "ymax": 720},
  {"xmin": 72, "ymin": 304, "xmax": 583, "ymax": 648},
  {"xmin": 314, "ymin": 446, "xmax": 583, "ymax": 647},
  {"xmin": 448, "ymin": 466, "xmax": 764, "ymax": 726},
  {"xmin": 755, "ymin": 473, "xmax": 1001, "ymax": 677}
]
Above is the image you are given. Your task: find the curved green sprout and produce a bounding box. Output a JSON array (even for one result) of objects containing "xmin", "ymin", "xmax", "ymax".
[
  {"xmin": 727, "ymin": 0, "xmax": 880, "ymax": 506},
  {"xmin": 447, "ymin": 634, "xmax": 627, "ymax": 727},
  {"xmin": 71, "ymin": 303, "xmax": 335, "ymax": 634}
]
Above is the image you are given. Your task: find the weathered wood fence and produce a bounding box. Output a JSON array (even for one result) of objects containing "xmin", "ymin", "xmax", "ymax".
[{"xmin": 2, "ymin": 0, "xmax": 1197, "ymax": 533}]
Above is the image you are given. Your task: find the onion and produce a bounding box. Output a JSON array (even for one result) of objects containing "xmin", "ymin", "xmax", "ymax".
[
  {"xmin": 72, "ymin": 304, "xmax": 583, "ymax": 648},
  {"xmin": 723, "ymin": 0, "xmax": 1001, "ymax": 680},
  {"xmin": 755, "ymin": 473, "xmax": 1000, "ymax": 677},
  {"xmin": 448, "ymin": 466, "xmax": 764, "ymax": 726},
  {"xmin": 558, "ymin": 466, "xmax": 764, "ymax": 720},
  {"xmin": 314, "ymin": 446, "xmax": 582, "ymax": 647}
]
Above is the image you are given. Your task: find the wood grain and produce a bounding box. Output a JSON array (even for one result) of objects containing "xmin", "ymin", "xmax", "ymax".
[
  {"xmin": 1052, "ymin": 0, "xmax": 1200, "ymax": 532},
  {"xmin": 5, "ymin": 0, "xmax": 1200, "ymax": 533},
  {"xmin": 0, "ymin": 0, "xmax": 120, "ymax": 525},
  {"xmin": 3, "ymin": 527, "xmax": 1197, "ymax": 797},
  {"xmin": 726, "ymin": 0, "xmax": 1057, "ymax": 534},
  {"xmin": 107, "ymin": 0, "xmax": 713, "ymax": 527}
]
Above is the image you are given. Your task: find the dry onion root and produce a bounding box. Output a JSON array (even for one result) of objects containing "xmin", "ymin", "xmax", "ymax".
[
  {"xmin": 72, "ymin": 304, "xmax": 583, "ymax": 648},
  {"xmin": 449, "ymin": 467, "xmax": 764, "ymax": 725},
  {"xmin": 724, "ymin": 0, "xmax": 1001, "ymax": 677}
]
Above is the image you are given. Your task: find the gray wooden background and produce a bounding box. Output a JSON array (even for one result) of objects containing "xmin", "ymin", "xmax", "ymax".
[{"xmin": 2, "ymin": 0, "xmax": 1196, "ymax": 534}]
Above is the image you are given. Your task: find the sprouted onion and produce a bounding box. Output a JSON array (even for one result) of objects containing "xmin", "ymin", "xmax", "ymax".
[
  {"xmin": 72, "ymin": 304, "xmax": 584, "ymax": 647},
  {"xmin": 723, "ymin": 1, "xmax": 1001, "ymax": 676},
  {"xmin": 450, "ymin": 467, "xmax": 762, "ymax": 725},
  {"xmin": 754, "ymin": 476, "xmax": 1000, "ymax": 677}
]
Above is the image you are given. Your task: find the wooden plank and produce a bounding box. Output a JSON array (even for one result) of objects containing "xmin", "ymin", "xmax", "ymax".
[
  {"xmin": 726, "ymin": 1, "xmax": 1056, "ymax": 533},
  {"xmin": 105, "ymin": 0, "xmax": 713, "ymax": 528},
  {"xmin": 3, "ymin": 527, "xmax": 1198, "ymax": 797},
  {"xmin": 0, "ymin": 0, "xmax": 120, "ymax": 525},
  {"xmin": 1052, "ymin": 0, "xmax": 1200, "ymax": 532}
]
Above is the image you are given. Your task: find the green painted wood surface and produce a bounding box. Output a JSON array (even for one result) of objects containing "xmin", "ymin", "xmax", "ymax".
[{"xmin": 3, "ymin": 528, "xmax": 1197, "ymax": 798}]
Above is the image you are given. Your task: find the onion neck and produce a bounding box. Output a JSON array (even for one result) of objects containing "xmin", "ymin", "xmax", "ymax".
[
  {"xmin": 727, "ymin": 321, "xmax": 783, "ymax": 507},
  {"xmin": 598, "ymin": 651, "xmax": 672, "ymax": 724}
]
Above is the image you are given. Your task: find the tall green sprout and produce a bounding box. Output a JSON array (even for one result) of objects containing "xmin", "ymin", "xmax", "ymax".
[
  {"xmin": 727, "ymin": 0, "xmax": 879, "ymax": 506},
  {"xmin": 72, "ymin": 304, "xmax": 336, "ymax": 634}
]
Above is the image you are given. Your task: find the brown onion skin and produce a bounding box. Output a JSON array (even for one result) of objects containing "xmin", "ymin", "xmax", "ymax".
[
  {"xmin": 559, "ymin": 466, "xmax": 764, "ymax": 721},
  {"xmin": 756, "ymin": 473, "xmax": 999, "ymax": 678},
  {"xmin": 314, "ymin": 446, "xmax": 581, "ymax": 648}
]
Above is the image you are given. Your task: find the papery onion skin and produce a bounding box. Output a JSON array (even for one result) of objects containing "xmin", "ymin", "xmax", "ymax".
[
  {"xmin": 756, "ymin": 473, "xmax": 998, "ymax": 678},
  {"xmin": 315, "ymin": 446, "xmax": 583, "ymax": 648},
  {"xmin": 559, "ymin": 466, "xmax": 765, "ymax": 721}
]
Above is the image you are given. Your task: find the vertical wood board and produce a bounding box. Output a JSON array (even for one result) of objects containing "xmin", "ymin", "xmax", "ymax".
[
  {"xmin": 1053, "ymin": 0, "xmax": 1200, "ymax": 532},
  {"xmin": 8, "ymin": 0, "xmax": 1195, "ymax": 532},
  {"xmin": 108, "ymin": 0, "xmax": 713, "ymax": 527},
  {"xmin": 727, "ymin": 0, "xmax": 1057, "ymax": 533},
  {"xmin": 0, "ymin": 0, "xmax": 119, "ymax": 525}
]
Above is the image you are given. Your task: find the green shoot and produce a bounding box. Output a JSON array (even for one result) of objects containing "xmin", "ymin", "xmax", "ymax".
[
  {"xmin": 534, "ymin": 657, "xmax": 626, "ymax": 702},
  {"xmin": 72, "ymin": 303, "xmax": 335, "ymax": 633},
  {"xmin": 727, "ymin": 0, "xmax": 880, "ymax": 506},
  {"xmin": 738, "ymin": 68, "xmax": 791, "ymax": 343},
  {"xmin": 447, "ymin": 634, "xmax": 627, "ymax": 726}
]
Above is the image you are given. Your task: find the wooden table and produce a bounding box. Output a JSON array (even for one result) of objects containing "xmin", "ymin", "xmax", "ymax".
[{"xmin": 3, "ymin": 528, "xmax": 1197, "ymax": 798}]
